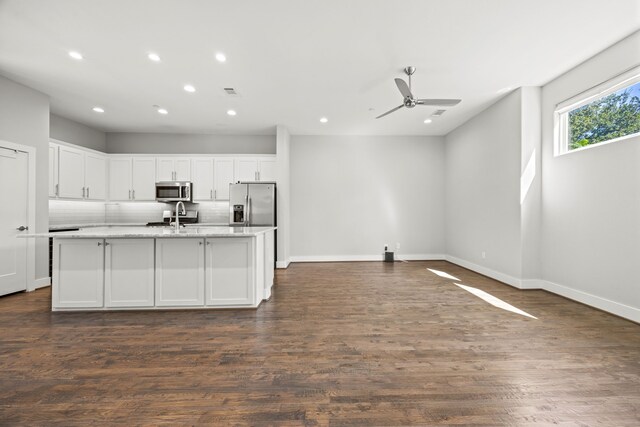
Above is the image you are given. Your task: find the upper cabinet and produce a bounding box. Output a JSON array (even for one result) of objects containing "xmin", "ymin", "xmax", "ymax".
[
  {"xmin": 214, "ymin": 158, "xmax": 235, "ymax": 200},
  {"xmin": 192, "ymin": 158, "xmax": 214, "ymax": 201},
  {"xmin": 54, "ymin": 143, "xmax": 106, "ymax": 200},
  {"xmin": 234, "ymin": 157, "xmax": 277, "ymax": 182},
  {"xmin": 157, "ymin": 158, "xmax": 191, "ymax": 181},
  {"xmin": 109, "ymin": 157, "xmax": 156, "ymax": 201},
  {"xmin": 49, "ymin": 143, "xmax": 59, "ymax": 197}
]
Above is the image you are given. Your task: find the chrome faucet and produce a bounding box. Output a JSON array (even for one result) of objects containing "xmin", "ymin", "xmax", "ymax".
[{"xmin": 174, "ymin": 201, "xmax": 186, "ymax": 232}]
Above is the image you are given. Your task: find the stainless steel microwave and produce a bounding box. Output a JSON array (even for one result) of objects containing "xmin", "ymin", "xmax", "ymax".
[{"xmin": 155, "ymin": 181, "xmax": 192, "ymax": 202}]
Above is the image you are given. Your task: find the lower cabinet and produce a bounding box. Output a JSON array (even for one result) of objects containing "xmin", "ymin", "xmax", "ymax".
[
  {"xmin": 52, "ymin": 239, "xmax": 105, "ymax": 309},
  {"xmin": 105, "ymin": 239, "xmax": 155, "ymax": 307},
  {"xmin": 205, "ymin": 237, "xmax": 254, "ymax": 306},
  {"xmin": 155, "ymin": 238, "xmax": 205, "ymax": 306}
]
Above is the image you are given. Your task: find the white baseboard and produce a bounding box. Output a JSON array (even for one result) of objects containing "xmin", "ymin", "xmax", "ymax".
[
  {"xmin": 444, "ymin": 255, "xmax": 524, "ymax": 289},
  {"xmin": 276, "ymin": 259, "xmax": 290, "ymax": 269},
  {"xmin": 444, "ymin": 256, "xmax": 639, "ymax": 323},
  {"xmin": 540, "ymin": 279, "xmax": 640, "ymax": 323},
  {"xmin": 289, "ymin": 254, "xmax": 445, "ymax": 263},
  {"xmin": 33, "ymin": 277, "xmax": 50, "ymax": 290}
]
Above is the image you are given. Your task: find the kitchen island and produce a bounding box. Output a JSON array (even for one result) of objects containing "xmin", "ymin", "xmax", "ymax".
[{"xmin": 25, "ymin": 226, "xmax": 275, "ymax": 311}]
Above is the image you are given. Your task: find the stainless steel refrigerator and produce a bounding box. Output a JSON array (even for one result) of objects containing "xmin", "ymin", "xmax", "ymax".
[{"xmin": 229, "ymin": 182, "xmax": 276, "ymax": 226}]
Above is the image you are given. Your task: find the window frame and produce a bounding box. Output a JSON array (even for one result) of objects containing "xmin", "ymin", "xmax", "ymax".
[{"xmin": 554, "ymin": 65, "xmax": 640, "ymax": 156}]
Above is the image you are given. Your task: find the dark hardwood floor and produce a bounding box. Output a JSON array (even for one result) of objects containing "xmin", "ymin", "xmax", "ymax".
[{"xmin": 1, "ymin": 261, "xmax": 639, "ymax": 426}]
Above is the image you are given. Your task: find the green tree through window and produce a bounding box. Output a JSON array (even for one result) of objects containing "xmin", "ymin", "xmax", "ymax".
[{"xmin": 568, "ymin": 82, "xmax": 640, "ymax": 150}]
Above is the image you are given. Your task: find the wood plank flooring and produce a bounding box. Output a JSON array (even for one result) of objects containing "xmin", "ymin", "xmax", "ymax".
[{"xmin": 1, "ymin": 261, "xmax": 639, "ymax": 426}]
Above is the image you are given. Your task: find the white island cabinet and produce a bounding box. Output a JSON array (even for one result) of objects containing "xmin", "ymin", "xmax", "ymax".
[
  {"xmin": 105, "ymin": 239, "xmax": 155, "ymax": 308},
  {"xmin": 155, "ymin": 238, "xmax": 205, "ymax": 307},
  {"xmin": 52, "ymin": 239, "xmax": 105, "ymax": 308},
  {"xmin": 44, "ymin": 227, "xmax": 276, "ymax": 311},
  {"xmin": 205, "ymin": 237, "xmax": 255, "ymax": 306}
]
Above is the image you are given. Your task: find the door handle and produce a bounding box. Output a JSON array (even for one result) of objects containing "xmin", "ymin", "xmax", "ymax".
[{"xmin": 16, "ymin": 226, "xmax": 28, "ymax": 231}]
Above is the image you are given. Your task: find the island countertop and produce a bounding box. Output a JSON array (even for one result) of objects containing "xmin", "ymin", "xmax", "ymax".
[{"xmin": 21, "ymin": 226, "xmax": 277, "ymax": 239}]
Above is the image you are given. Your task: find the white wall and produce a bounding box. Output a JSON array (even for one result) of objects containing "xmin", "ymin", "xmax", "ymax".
[
  {"xmin": 276, "ymin": 125, "xmax": 291, "ymax": 267},
  {"xmin": 540, "ymin": 31, "xmax": 640, "ymax": 315},
  {"xmin": 0, "ymin": 74, "xmax": 49, "ymax": 281},
  {"xmin": 50, "ymin": 114, "xmax": 106, "ymax": 151},
  {"xmin": 445, "ymin": 90, "xmax": 523, "ymax": 279},
  {"xmin": 290, "ymin": 135, "xmax": 445, "ymax": 260},
  {"xmin": 106, "ymin": 133, "xmax": 276, "ymax": 154}
]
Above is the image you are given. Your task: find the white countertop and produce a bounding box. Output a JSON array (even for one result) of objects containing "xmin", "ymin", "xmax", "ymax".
[
  {"xmin": 48, "ymin": 222, "xmax": 229, "ymax": 230},
  {"xmin": 22, "ymin": 226, "xmax": 276, "ymax": 238}
]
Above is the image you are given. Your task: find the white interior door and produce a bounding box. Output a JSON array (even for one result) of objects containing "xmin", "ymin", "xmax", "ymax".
[{"xmin": 0, "ymin": 147, "xmax": 28, "ymax": 296}]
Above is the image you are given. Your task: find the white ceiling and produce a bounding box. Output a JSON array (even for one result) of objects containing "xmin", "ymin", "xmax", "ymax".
[{"xmin": 1, "ymin": 0, "xmax": 638, "ymax": 136}]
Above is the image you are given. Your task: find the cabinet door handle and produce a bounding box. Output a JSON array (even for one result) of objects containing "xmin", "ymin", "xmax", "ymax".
[
  {"xmin": 105, "ymin": 242, "xmax": 110, "ymax": 246},
  {"xmin": 129, "ymin": 190, "xmax": 132, "ymax": 199},
  {"xmin": 97, "ymin": 242, "xmax": 102, "ymax": 246},
  {"xmin": 258, "ymin": 171, "xmax": 261, "ymax": 181},
  {"xmin": 87, "ymin": 187, "xmax": 90, "ymax": 199},
  {"xmin": 55, "ymin": 183, "xmax": 59, "ymax": 196},
  {"xmin": 206, "ymin": 241, "xmax": 210, "ymax": 245},
  {"xmin": 199, "ymin": 241, "xmax": 203, "ymax": 246},
  {"xmin": 132, "ymin": 189, "xmax": 135, "ymax": 199},
  {"xmin": 210, "ymin": 189, "xmax": 213, "ymax": 199},
  {"xmin": 214, "ymin": 189, "xmax": 217, "ymax": 199},
  {"xmin": 82, "ymin": 187, "xmax": 86, "ymax": 198}
]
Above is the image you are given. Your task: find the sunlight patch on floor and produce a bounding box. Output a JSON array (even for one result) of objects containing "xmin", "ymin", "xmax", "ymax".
[
  {"xmin": 455, "ymin": 283, "xmax": 537, "ymax": 319},
  {"xmin": 427, "ymin": 268, "xmax": 460, "ymax": 281}
]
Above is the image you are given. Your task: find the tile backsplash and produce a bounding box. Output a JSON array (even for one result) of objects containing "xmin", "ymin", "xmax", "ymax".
[{"xmin": 49, "ymin": 200, "xmax": 230, "ymax": 227}]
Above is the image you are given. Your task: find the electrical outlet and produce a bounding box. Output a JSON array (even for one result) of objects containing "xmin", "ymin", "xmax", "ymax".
[
  {"xmin": 481, "ymin": 251, "xmax": 486, "ymax": 259},
  {"xmin": 384, "ymin": 243, "xmax": 388, "ymax": 252}
]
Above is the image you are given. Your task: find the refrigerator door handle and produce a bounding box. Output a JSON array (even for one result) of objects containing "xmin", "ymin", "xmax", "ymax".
[{"xmin": 246, "ymin": 195, "xmax": 251, "ymax": 225}]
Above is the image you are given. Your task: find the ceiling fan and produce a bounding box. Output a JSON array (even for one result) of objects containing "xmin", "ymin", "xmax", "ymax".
[{"xmin": 376, "ymin": 66, "xmax": 461, "ymax": 119}]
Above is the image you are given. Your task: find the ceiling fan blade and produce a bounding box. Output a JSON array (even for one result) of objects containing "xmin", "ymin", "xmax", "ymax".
[
  {"xmin": 375, "ymin": 104, "xmax": 404, "ymax": 119},
  {"xmin": 416, "ymin": 99, "xmax": 462, "ymax": 107},
  {"xmin": 394, "ymin": 78, "xmax": 413, "ymax": 99}
]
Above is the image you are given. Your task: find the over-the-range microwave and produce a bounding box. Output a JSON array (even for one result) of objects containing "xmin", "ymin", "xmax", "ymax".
[{"xmin": 155, "ymin": 181, "xmax": 193, "ymax": 202}]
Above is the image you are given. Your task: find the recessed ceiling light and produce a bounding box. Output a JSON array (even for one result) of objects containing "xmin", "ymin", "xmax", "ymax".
[
  {"xmin": 92, "ymin": 107, "xmax": 104, "ymax": 113},
  {"xmin": 68, "ymin": 51, "xmax": 83, "ymax": 60},
  {"xmin": 157, "ymin": 108, "xmax": 168, "ymax": 115},
  {"xmin": 148, "ymin": 53, "xmax": 161, "ymax": 62},
  {"xmin": 320, "ymin": 117, "xmax": 328, "ymax": 123},
  {"xmin": 215, "ymin": 52, "xmax": 227, "ymax": 63},
  {"xmin": 227, "ymin": 109, "xmax": 236, "ymax": 116},
  {"xmin": 423, "ymin": 119, "xmax": 432, "ymax": 124},
  {"xmin": 184, "ymin": 84, "xmax": 196, "ymax": 93}
]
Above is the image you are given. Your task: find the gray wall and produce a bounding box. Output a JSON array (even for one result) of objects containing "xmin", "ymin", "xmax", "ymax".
[
  {"xmin": 50, "ymin": 114, "xmax": 106, "ymax": 151},
  {"xmin": 290, "ymin": 135, "xmax": 446, "ymax": 259},
  {"xmin": 0, "ymin": 74, "xmax": 49, "ymax": 280},
  {"xmin": 106, "ymin": 133, "xmax": 276, "ymax": 154},
  {"xmin": 445, "ymin": 90, "xmax": 523, "ymax": 278},
  {"xmin": 540, "ymin": 31, "xmax": 640, "ymax": 312}
]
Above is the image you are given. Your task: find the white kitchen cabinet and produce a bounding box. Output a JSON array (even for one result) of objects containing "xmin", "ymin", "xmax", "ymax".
[
  {"xmin": 109, "ymin": 157, "xmax": 156, "ymax": 201},
  {"xmin": 52, "ymin": 239, "xmax": 104, "ymax": 309},
  {"xmin": 105, "ymin": 239, "xmax": 155, "ymax": 308},
  {"xmin": 132, "ymin": 157, "xmax": 156, "ymax": 200},
  {"xmin": 258, "ymin": 158, "xmax": 277, "ymax": 182},
  {"xmin": 214, "ymin": 158, "xmax": 235, "ymax": 200},
  {"xmin": 155, "ymin": 239, "xmax": 205, "ymax": 306},
  {"xmin": 235, "ymin": 158, "xmax": 258, "ymax": 182},
  {"xmin": 157, "ymin": 158, "xmax": 191, "ymax": 181},
  {"xmin": 192, "ymin": 158, "xmax": 214, "ymax": 200},
  {"xmin": 58, "ymin": 145, "xmax": 85, "ymax": 199},
  {"xmin": 235, "ymin": 157, "xmax": 276, "ymax": 182},
  {"xmin": 109, "ymin": 158, "xmax": 132, "ymax": 201},
  {"xmin": 48, "ymin": 143, "xmax": 59, "ymax": 197},
  {"xmin": 84, "ymin": 153, "xmax": 106, "ymax": 200},
  {"xmin": 205, "ymin": 237, "xmax": 254, "ymax": 306}
]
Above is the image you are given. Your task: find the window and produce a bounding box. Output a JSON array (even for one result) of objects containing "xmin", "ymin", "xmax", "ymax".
[{"xmin": 555, "ymin": 68, "xmax": 640, "ymax": 155}]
